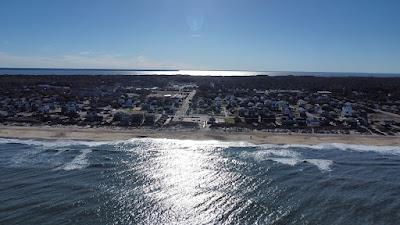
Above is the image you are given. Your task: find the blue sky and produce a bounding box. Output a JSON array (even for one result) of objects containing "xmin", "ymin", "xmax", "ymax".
[{"xmin": 0, "ymin": 0, "xmax": 399, "ymax": 73}]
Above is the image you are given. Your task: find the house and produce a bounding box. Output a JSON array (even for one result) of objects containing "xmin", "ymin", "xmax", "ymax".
[
  {"xmin": 314, "ymin": 104, "xmax": 323, "ymax": 115},
  {"xmin": 61, "ymin": 102, "xmax": 79, "ymax": 117},
  {"xmin": 113, "ymin": 111, "xmax": 144, "ymax": 126},
  {"xmin": 39, "ymin": 104, "xmax": 50, "ymax": 114},
  {"xmin": 341, "ymin": 102, "xmax": 353, "ymax": 117},
  {"xmin": 207, "ymin": 117, "xmax": 216, "ymax": 125},
  {"xmin": 307, "ymin": 116, "xmax": 320, "ymax": 127},
  {"xmin": 143, "ymin": 114, "xmax": 155, "ymax": 126},
  {"xmin": 281, "ymin": 115, "xmax": 295, "ymax": 127},
  {"xmin": 0, "ymin": 111, "xmax": 8, "ymax": 120},
  {"xmin": 86, "ymin": 110, "xmax": 103, "ymax": 122},
  {"xmin": 215, "ymin": 96, "xmax": 223, "ymax": 107},
  {"xmin": 260, "ymin": 113, "xmax": 276, "ymax": 124},
  {"xmin": 244, "ymin": 110, "xmax": 258, "ymax": 124},
  {"xmin": 221, "ymin": 117, "xmax": 234, "ymax": 125},
  {"xmin": 295, "ymin": 117, "xmax": 307, "ymax": 127},
  {"xmin": 342, "ymin": 117, "xmax": 358, "ymax": 128},
  {"xmin": 297, "ymin": 99, "xmax": 306, "ymax": 107},
  {"xmin": 298, "ymin": 107, "xmax": 307, "ymax": 118},
  {"xmin": 124, "ymin": 98, "xmax": 134, "ymax": 108}
]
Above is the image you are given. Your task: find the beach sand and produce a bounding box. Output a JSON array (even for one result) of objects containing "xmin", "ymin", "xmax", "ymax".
[{"xmin": 0, "ymin": 125, "xmax": 399, "ymax": 146}]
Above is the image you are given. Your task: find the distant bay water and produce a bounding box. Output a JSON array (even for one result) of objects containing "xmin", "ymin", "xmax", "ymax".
[
  {"xmin": 0, "ymin": 68, "xmax": 399, "ymax": 77},
  {"xmin": 1, "ymin": 138, "xmax": 400, "ymax": 224}
]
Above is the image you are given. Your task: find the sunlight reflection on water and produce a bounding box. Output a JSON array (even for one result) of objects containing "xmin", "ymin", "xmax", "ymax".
[
  {"xmin": 124, "ymin": 140, "xmax": 244, "ymax": 224},
  {"xmin": 106, "ymin": 139, "xmax": 295, "ymax": 224},
  {"xmin": 2, "ymin": 138, "xmax": 400, "ymax": 224}
]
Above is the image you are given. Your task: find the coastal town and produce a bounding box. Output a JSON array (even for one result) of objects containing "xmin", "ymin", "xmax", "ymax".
[{"xmin": 0, "ymin": 75, "xmax": 400, "ymax": 136}]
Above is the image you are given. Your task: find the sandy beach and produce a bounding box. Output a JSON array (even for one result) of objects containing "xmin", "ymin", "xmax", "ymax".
[{"xmin": 0, "ymin": 125, "xmax": 399, "ymax": 146}]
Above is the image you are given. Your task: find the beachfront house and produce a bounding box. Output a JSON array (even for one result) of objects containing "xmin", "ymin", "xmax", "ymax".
[
  {"xmin": 113, "ymin": 111, "xmax": 145, "ymax": 126},
  {"xmin": 307, "ymin": 116, "xmax": 320, "ymax": 127}
]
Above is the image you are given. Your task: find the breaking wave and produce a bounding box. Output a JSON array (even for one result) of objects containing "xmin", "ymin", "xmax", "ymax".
[
  {"xmin": 0, "ymin": 138, "xmax": 112, "ymax": 148},
  {"xmin": 0, "ymin": 137, "xmax": 399, "ymax": 173},
  {"xmin": 2, "ymin": 137, "xmax": 400, "ymax": 224},
  {"xmin": 240, "ymin": 148, "xmax": 334, "ymax": 172},
  {"xmin": 61, "ymin": 149, "xmax": 92, "ymax": 171},
  {"xmin": 1, "ymin": 137, "xmax": 399, "ymax": 153},
  {"xmin": 258, "ymin": 142, "xmax": 400, "ymax": 155}
]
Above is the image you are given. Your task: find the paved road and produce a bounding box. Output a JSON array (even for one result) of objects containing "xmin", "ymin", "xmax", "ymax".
[{"xmin": 173, "ymin": 90, "xmax": 196, "ymax": 121}]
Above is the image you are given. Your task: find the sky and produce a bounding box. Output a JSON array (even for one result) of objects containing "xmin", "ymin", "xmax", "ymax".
[{"xmin": 0, "ymin": 0, "xmax": 399, "ymax": 73}]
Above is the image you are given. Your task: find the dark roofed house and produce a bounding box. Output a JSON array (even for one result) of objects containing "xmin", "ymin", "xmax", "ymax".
[
  {"xmin": 143, "ymin": 114, "xmax": 155, "ymax": 126},
  {"xmin": 113, "ymin": 111, "xmax": 144, "ymax": 127},
  {"xmin": 307, "ymin": 117, "xmax": 320, "ymax": 127},
  {"xmin": 260, "ymin": 113, "xmax": 276, "ymax": 124},
  {"xmin": 86, "ymin": 110, "xmax": 103, "ymax": 123}
]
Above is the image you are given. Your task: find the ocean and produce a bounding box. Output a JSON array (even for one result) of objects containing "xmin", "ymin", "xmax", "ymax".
[
  {"xmin": 0, "ymin": 138, "xmax": 400, "ymax": 224},
  {"xmin": 0, "ymin": 68, "xmax": 399, "ymax": 77}
]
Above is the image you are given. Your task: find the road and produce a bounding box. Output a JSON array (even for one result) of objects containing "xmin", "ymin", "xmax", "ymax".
[{"xmin": 173, "ymin": 90, "xmax": 196, "ymax": 121}]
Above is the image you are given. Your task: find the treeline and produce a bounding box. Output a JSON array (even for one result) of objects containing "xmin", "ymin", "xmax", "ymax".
[{"xmin": 1, "ymin": 75, "xmax": 400, "ymax": 97}]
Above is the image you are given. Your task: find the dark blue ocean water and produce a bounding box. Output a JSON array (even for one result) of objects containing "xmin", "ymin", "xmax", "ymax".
[
  {"xmin": 1, "ymin": 138, "xmax": 400, "ymax": 225},
  {"xmin": 0, "ymin": 68, "xmax": 399, "ymax": 77}
]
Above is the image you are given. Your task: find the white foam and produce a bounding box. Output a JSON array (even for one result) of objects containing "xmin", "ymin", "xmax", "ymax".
[
  {"xmin": 118, "ymin": 137, "xmax": 254, "ymax": 148},
  {"xmin": 1, "ymin": 137, "xmax": 399, "ymax": 155},
  {"xmin": 258, "ymin": 142, "xmax": 400, "ymax": 155},
  {"xmin": 0, "ymin": 138, "xmax": 400, "ymax": 154},
  {"xmin": 241, "ymin": 147, "xmax": 334, "ymax": 172},
  {"xmin": 263, "ymin": 157, "xmax": 333, "ymax": 172},
  {"xmin": 116, "ymin": 139, "xmax": 400, "ymax": 158},
  {"xmin": 0, "ymin": 138, "xmax": 113, "ymax": 148},
  {"xmin": 62, "ymin": 149, "xmax": 92, "ymax": 171},
  {"xmin": 241, "ymin": 149, "xmax": 301, "ymax": 161},
  {"xmin": 306, "ymin": 159, "xmax": 333, "ymax": 172},
  {"xmin": 267, "ymin": 157, "xmax": 300, "ymax": 166}
]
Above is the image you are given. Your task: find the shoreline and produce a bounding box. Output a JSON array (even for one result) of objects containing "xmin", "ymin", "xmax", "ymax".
[{"xmin": 0, "ymin": 125, "xmax": 399, "ymax": 146}]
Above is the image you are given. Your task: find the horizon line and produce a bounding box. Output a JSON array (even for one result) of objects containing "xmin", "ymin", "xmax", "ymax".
[{"xmin": 0, "ymin": 67, "xmax": 400, "ymax": 75}]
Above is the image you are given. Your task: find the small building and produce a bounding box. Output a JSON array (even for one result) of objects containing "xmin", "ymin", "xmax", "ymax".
[
  {"xmin": 280, "ymin": 115, "xmax": 295, "ymax": 127},
  {"xmin": 207, "ymin": 117, "xmax": 216, "ymax": 125},
  {"xmin": 86, "ymin": 111, "xmax": 103, "ymax": 122},
  {"xmin": 297, "ymin": 99, "xmax": 306, "ymax": 107},
  {"xmin": 341, "ymin": 102, "xmax": 353, "ymax": 117},
  {"xmin": 143, "ymin": 114, "xmax": 155, "ymax": 126},
  {"xmin": 295, "ymin": 117, "xmax": 307, "ymax": 127},
  {"xmin": 307, "ymin": 116, "xmax": 320, "ymax": 127},
  {"xmin": 317, "ymin": 91, "xmax": 332, "ymax": 95},
  {"xmin": 113, "ymin": 111, "xmax": 144, "ymax": 126},
  {"xmin": 224, "ymin": 117, "xmax": 236, "ymax": 125},
  {"xmin": 62, "ymin": 102, "xmax": 79, "ymax": 117},
  {"xmin": 39, "ymin": 104, "xmax": 50, "ymax": 114},
  {"xmin": 0, "ymin": 111, "xmax": 8, "ymax": 120},
  {"xmin": 260, "ymin": 114, "xmax": 276, "ymax": 124},
  {"xmin": 314, "ymin": 104, "xmax": 323, "ymax": 115}
]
